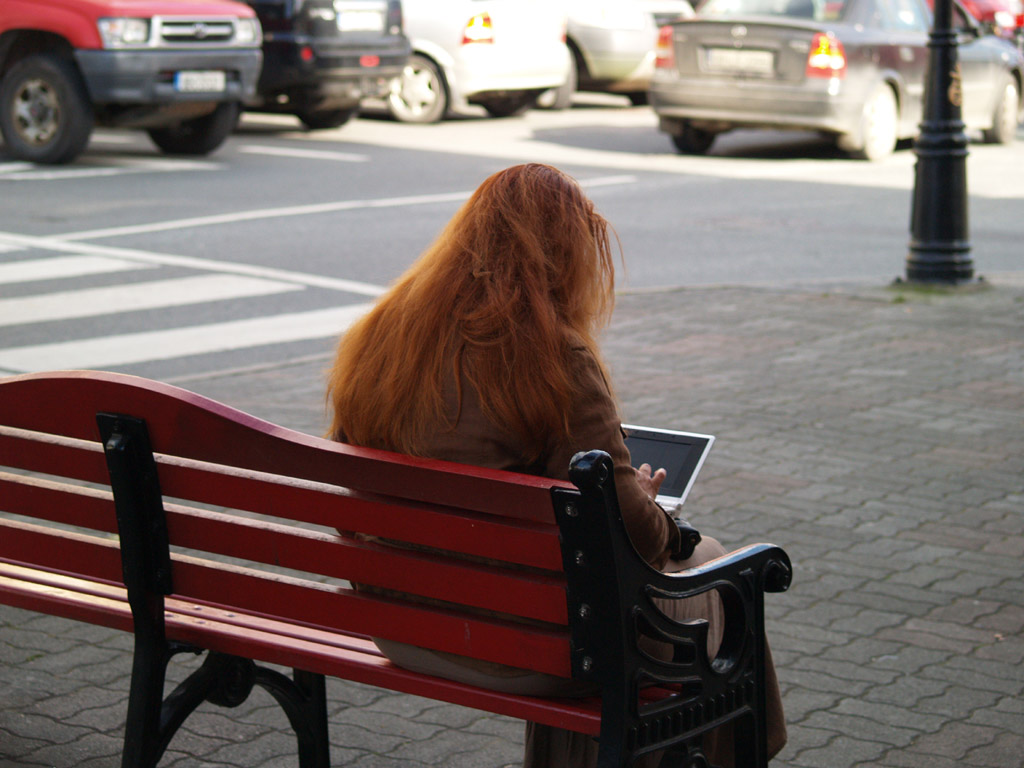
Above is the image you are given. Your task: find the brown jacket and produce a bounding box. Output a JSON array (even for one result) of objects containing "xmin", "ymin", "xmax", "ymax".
[{"xmin": 410, "ymin": 344, "xmax": 682, "ymax": 569}]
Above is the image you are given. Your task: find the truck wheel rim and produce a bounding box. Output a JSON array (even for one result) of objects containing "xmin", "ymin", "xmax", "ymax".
[{"xmin": 13, "ymin": 78, "xmax": 60, "ymax": 146}]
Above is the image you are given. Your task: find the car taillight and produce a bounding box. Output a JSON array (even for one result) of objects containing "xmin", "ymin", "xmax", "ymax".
[
  {"xmin": 806, "ymin": 32, "xmax": 846, "ymax": 78},
  {"xmin": 655, "ymin": 25, "xmax": 675, "ymax": 69},
  {"xmin": 462, "ymin": 12, "xmax": 494, "ymax": 44}
]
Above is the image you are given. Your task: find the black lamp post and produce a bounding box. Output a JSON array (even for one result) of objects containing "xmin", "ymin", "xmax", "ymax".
[{"xmin": 906, "ymin": 0, "xmax": 974, "ymax": 284}]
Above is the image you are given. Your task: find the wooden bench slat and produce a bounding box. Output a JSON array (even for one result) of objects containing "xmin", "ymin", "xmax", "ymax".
[
  {"xmin": 167, "ymin": 557, "xmax": 572, "ymax": 678},
  {"xmin": 0, "ymin": 567, "xmax": 602, "ymax": 734},
  {"xmin": 0, "ymin": 473, "xmax": 569, "ymax": 624},
  {"xmin": 163, "ymin": 504, "xmax": 569, "ymax": 625},
  {"xmin": 160, "ymin": 609, "xmax": 603, "ymax": 736},
  {"xmin": 0, "ymin": 571, "xmax": 134, "ymax": 633},
  {"xmin": 0, "ymin": 471, "xmax": 116, "ymax": 533},
  {"xmin": 0, "ymin": 372, "xmax": 569, "ymax": 520},
  {"xmin": 0, "ymin": 518, "xmax": 123, "ymax": 584},
  {"xmin": 0, "ymin": 425, "xmax": 108, "ymax": 486},
  {"xmin": 0, "ymin": 520, "xmax": 572, "ymax": 675},
  {"xmin": 154, "ymin": 457, "xmax": 565, "ymax": 571}
]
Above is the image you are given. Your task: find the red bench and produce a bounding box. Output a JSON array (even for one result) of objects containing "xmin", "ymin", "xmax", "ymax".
[{"xmin": 0, "ymin": 370, "xmax": 791, "ymax": 768}]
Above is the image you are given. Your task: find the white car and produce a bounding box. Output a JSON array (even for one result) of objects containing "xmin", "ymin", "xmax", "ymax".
[
  {"xmin": 547, "ymin": 0, "xmax": 693, "ymax": 108},
  {"xmin": 387, "ymin": 0, "xmax": 571, "ymax": 122}
]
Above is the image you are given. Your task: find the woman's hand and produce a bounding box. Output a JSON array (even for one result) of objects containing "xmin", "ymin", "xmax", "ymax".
[{"xmin": 636, "ymin": 462, "xmax": 667, "ymax": 500}]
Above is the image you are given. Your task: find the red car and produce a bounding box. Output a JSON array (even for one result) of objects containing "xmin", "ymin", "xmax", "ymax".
[{"xmin": 947, "ymin": 0, "xmax": 1023, "ymax": 46}]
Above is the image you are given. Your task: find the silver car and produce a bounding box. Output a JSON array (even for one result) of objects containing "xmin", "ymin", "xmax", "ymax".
[
  {"xmin": 387, "ymin": 0, "xmax": 571, "ymax": 122},
  {"xmin": 549, "ymin": 0, "xmax": 694, "ymax": 107},
  {"xmin": 649, "ymin": 0, "xmax": 1023, "ymax": 158}
]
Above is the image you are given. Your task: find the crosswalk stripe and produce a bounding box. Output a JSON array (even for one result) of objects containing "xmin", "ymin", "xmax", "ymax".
[
  {"xmin": 0, "ymin": 255, "xmax": 153, "ymax": 284},
  {"xmin": 239, "ymin": 145, "xmax": 369, "ymax": 163},
  {"xmin": 0, "ymin": 232, "xmax": 388, "ymax": 297},
  {"xmin": 0, "ymin": 303, "xmax": 372, "ymax": 373},
  {"xmin": 0, "ymin": 274, "xmax": 302, "ymax": 327},
  {"xmin": 0, "ymin": 157, "xmax": 218, "ymax": 182}
]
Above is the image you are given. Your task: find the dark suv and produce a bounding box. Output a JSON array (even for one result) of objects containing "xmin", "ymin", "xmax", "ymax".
[{"xmin": 245, "ymin": 0, "xmax": 409, "ymax": 129}]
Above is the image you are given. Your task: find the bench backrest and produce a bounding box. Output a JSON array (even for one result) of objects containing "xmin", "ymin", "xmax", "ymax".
[
  {"xmin": 0, "ymin": 370, "xmax": 579, "ymax": 677},
  {"xmin": 2, "ymin": 370, "xmax": 792, "ymax": 767}
]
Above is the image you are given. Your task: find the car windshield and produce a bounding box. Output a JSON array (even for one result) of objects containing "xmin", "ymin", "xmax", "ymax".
[{"xmin": 698, "ymin": 0, "xmax": 851, "ymax": 21}]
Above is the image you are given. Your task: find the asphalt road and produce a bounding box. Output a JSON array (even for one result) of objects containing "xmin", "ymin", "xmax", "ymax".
[{"xmin": 1, "ymin": 98, "xmax": 1022, "ymax": 382}]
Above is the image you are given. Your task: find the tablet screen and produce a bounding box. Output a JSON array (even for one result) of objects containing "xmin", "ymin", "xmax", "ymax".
[{"xmin": 623, "ymin": 425, "xmax": 714, "ymax": 509}]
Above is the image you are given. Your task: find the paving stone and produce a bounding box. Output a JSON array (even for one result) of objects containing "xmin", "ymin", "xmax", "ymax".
[
  {"xmin": 788, "ymin": 733, "xmax": 889, "ymax": 767},
  {"xmin": 908, "ymin": 721, "xmax": 1001, "ymax": 759},
  {"xmin": 964, "ymin": 731, "xmax": 1024, "ymax": 768},
  {"xmin": 3, "ymin": 280, "xmax": 1023, "ymax": 767}
]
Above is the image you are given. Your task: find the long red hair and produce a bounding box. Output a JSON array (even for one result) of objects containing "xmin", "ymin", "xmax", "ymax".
[{"xmin": 326, "ymin": 163, "xmax": 616, "ymax": 460}]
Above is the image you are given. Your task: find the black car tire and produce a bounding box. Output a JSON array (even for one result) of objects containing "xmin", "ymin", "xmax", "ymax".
[
  {"xmin": 478, "ymin": 92, "xmax": 539, "ymax": 118},
  {"xmin": 670, "ymin": 123, "xmax": 716, "ymax": 154},
  {"xmin": 843, "ymin": 83, "xmax": 898, "ymax": 161},
  {"xmin": 147, "ymin": 102, "xmax": 240, "ymax": 156},
  {"xmin": 297, "ymin": 107, "xmax": 357, "ymax": 130},
  {"xmin": 388, "ymin": 54, "xmax": 448, "ymax": 124},
  {"xmin": 0, "ymin": 53, "xmax": 94, "ymax": 165},
  {"xmin": 981, "ymin": 75, "xmax": 1019, "ymax": 145}
]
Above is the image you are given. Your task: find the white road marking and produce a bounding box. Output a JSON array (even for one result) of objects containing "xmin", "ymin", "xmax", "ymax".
[
  {"xmin": 51, "ymin": 175, "xmax": 637, "ymax": 241},
  {"xmin": 0, "ymin": 255, "xmax": 154, "ymax": 284},
  {"xmin": 0, "ymin": 274, "xmax": 302, "ymax": 327},
  {"xmin": 0, "ymin": 157, "xmax": 219, "ymax": 182},
  {"xmin": 90, "ymin": 132, "xmax": 136, "ymax": 144},
  {"xmin": 0, "ymin": 162, "xmax": 35, "ymax": 175},
  {"xmin": 239, "ymin": 145, "xmax": 370, "ymax": 163},
  {"xmin": 0, "ymin": 232, "xmax": 387, "ymax": 297},
  {"xmin": 0, "ymin": 303, "xmax": 372, "ymax": 373}
]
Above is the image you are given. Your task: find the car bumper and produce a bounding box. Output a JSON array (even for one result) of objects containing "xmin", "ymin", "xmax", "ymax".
[
  {"xmin": 258, "ymin": 37, "xmax": 410, "ymax": 103},
  {"xmin": 649, "ymin": 74, "xmax": 862, "ymax": 135},
  {"xmin": 573, "ymin": 25, "xmax": 658, "ymax": 88},
  {"xmin": 448, "ymin": 43, "xmax": 570, "ymax": 101},
  {"xmin": 75, "ymin": 49, "xmax": 262, "ymax": 105}
]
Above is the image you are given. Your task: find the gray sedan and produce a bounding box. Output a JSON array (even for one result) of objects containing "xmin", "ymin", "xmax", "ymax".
[{"xmin": 649, "ymin": 0, "xmax": 1024, "ymax": 159}]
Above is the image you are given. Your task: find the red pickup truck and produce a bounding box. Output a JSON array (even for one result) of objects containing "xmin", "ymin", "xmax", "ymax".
[{"xmin": 0, "ymin": 0, "xmax": 263, "ymax": 164}]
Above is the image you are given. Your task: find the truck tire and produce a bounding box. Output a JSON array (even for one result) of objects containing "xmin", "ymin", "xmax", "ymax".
[
  {"xmin": 147, "ymin": 102, "xmax": 239, "ymax": 156},
  {"xmin": 0, "ymin": 53, "xmax": 94, "ymax": 164},
  {"xmin": 297, "ymin": 107, "xmax": 356, "ymax": 130}
]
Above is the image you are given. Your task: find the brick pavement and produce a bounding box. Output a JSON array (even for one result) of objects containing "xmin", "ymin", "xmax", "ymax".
[{"xmin": 2, "ymin": 276, "xmax": 1022, "ymax": 768}]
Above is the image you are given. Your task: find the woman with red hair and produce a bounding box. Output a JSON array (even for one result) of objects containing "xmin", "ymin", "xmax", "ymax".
[{"xmin": 327, "ymin": 163, "xmax": 784, "ymax": 767}]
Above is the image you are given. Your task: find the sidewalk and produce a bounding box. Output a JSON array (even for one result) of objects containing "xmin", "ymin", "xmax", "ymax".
[{"xmin": 2, "ymin": 277, "xmax": 1022, "ymax": 768}]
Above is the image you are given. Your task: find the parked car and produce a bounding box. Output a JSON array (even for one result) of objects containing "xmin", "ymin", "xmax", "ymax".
[
  {"xmin": 649, "ymin": 0, "xmax": 1024, "ymax": 159},
  {"xmin": 242, "ymin": 0, "xmax": 410, "ymax": 129},
  {"xmin": 386, "ymin": 0, "xmax": 571, "ymax": 123},
  {"xmin": 546, "ymin": 0, "xmax": 694, "ymax": 108},
  {"xmin": 0, "ymin": 0, "xmax": 263, "ymax": 164},
  {"xmin": 959, "ymin": 0, "xmax": 1024, "ymax": 50}
]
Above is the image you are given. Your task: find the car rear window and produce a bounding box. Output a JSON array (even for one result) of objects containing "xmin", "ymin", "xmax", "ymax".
[{"xmin": 698, "ymin": 0, "xmax": 852, "ymax": 21}]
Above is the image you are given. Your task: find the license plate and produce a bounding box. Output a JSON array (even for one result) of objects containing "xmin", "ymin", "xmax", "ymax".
[
  {"xmin": 337, "ymin": 10, "xmax": 385, "ymax": 32},
  {"xmin": 174, "ymin": 70, "xmax": 227, "ymax": 93},
  {"xmin": 705, "ymin": 48, "xmax": 774, "ymax": 75}
]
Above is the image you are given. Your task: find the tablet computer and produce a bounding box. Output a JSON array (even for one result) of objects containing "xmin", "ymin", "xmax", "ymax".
[{"xmin": 623, "ymin": 424, "xmax": 714, "ymax": 510}]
